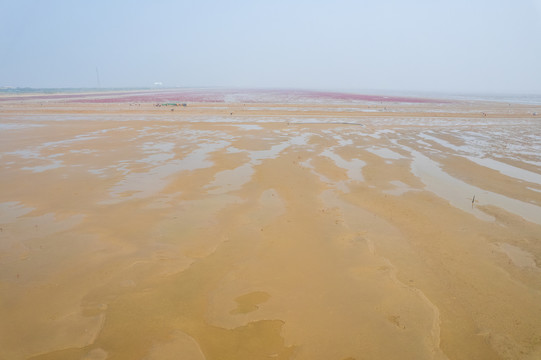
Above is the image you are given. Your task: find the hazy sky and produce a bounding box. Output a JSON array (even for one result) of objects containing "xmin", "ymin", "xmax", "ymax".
[{"xmin": 1, "ymin": 0, "xmax": 541, "ymax": 94}]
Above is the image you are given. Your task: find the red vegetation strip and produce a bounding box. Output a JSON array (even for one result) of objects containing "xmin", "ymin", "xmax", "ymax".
[
  {"xmin": 74, "ymin": 93, "xmax": 225, "ymax": 103},
  {"xmin": 274, "ymin": 89, "xmax": 447, "ymax": 103},
  {"xmin": 0, "ymin": 89, "xmax": 448, "ymax": 104}
]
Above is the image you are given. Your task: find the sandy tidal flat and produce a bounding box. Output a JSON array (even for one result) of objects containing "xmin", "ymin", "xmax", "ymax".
[{"xmin": 1, "ymin": 90, "xmax": 541, "ymax": 360}]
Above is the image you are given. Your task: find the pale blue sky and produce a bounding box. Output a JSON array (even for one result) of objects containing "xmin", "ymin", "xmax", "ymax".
[{"xmin": 1, "ymin": 0, "xmax": 541, "ymax": 94}]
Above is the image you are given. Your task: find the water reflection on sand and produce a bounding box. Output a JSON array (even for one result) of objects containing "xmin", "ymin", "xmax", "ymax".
[{"xmin": 1, "ymin": 101, "xmax": 541, "ymax": 360}]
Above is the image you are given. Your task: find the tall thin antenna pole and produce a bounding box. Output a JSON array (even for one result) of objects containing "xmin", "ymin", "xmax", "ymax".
[{"xmin": 96, "ymin": 67, "xmax": 101, "ymax": 88}]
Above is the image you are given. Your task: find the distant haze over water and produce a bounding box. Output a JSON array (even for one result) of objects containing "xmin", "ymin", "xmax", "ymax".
[{"xmin": 1, "ymin": 1, "xmax": 541, "ymax": 94}]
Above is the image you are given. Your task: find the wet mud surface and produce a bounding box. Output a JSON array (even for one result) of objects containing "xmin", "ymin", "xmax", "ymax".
[{"xmin": 1, "ymin": 91, "xmax": 541, "ymax": 359}]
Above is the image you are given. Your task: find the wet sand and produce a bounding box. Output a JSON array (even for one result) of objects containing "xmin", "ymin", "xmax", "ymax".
[{"xmin": 1, "ymin": 90, "xmax": 541, "ymax": 360}]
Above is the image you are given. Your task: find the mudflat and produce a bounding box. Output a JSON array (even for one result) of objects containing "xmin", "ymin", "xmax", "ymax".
[{"xmin": 1, "ymin": 89, "xmax": 541, "ymax": 360}]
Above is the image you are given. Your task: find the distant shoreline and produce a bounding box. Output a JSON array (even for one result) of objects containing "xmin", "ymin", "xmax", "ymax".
[{"xmin": 1, "ymin": 87, "xmax": 541, "ymax": 105}]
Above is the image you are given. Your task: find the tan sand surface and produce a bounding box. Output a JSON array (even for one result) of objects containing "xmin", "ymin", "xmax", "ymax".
[{"xmin": 1, "ymin": 95, "xmax": 541, "ymax": 359}]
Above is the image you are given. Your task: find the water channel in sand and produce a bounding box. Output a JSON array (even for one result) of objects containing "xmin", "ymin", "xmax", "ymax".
[{"xmin": 1, "ymin": 91, "xmax": 541, "ymax": 360}]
